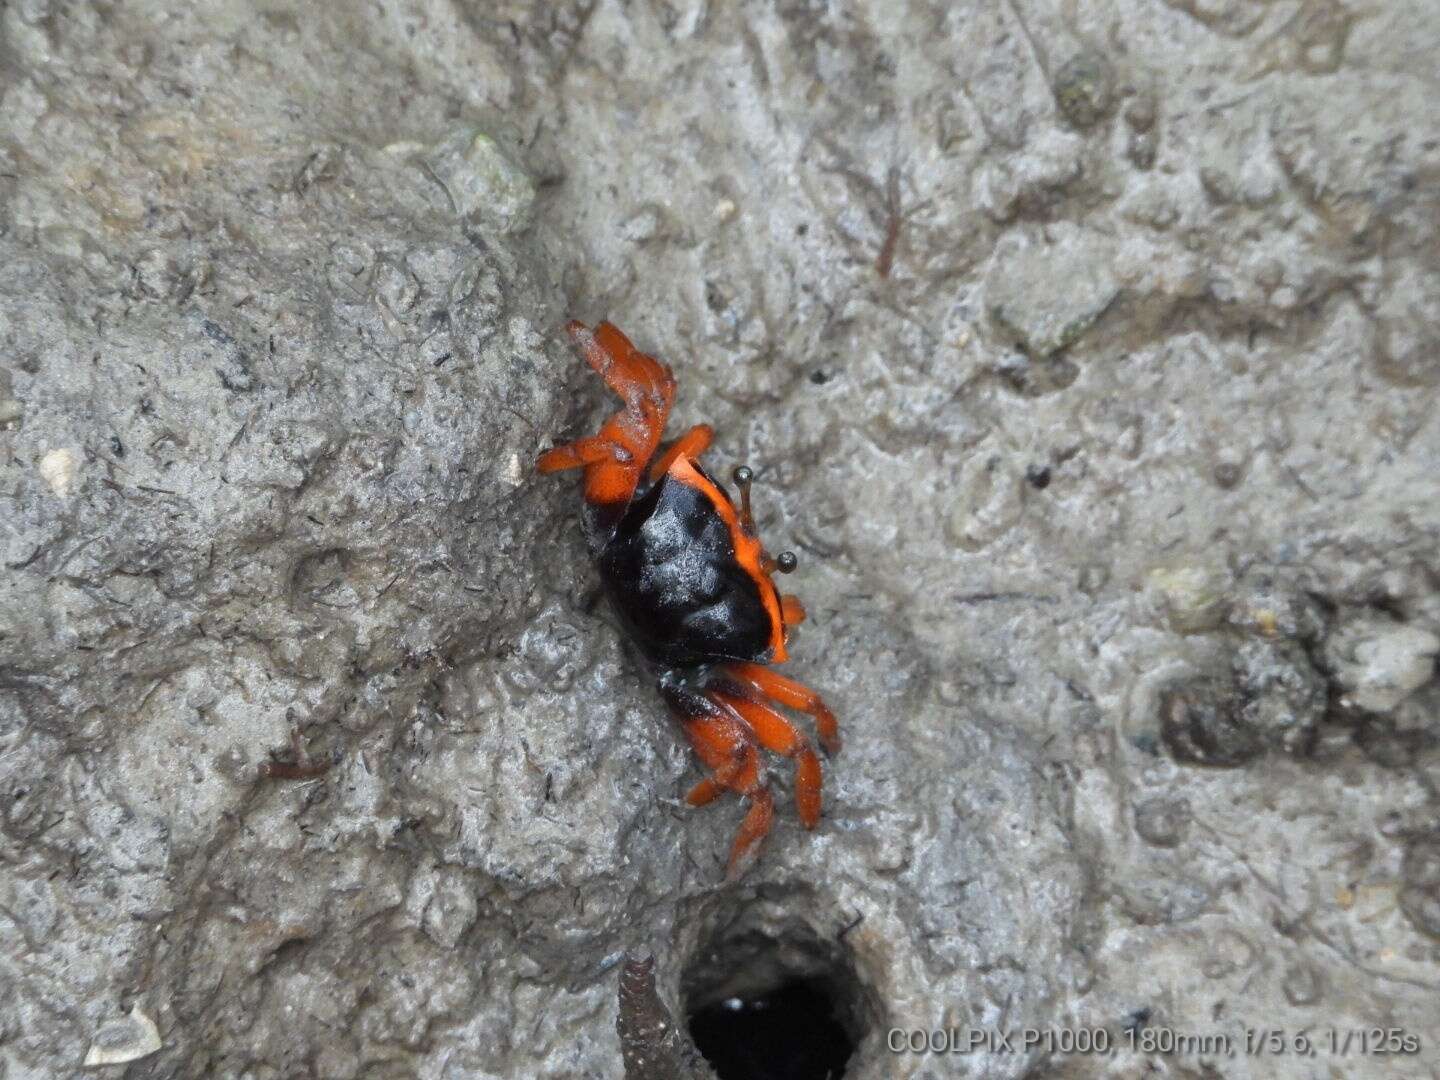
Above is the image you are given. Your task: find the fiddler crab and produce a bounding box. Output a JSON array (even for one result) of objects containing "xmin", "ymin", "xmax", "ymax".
[{"xmin": 538, "ymin": 321, "xmax": 839, "ymax": 877}]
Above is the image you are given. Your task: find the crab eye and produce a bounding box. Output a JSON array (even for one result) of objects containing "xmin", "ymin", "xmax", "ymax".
[
  {"xmin": 775, "ymin": 551, "xmax": 798, "ymax": 574},
  {"xmin": 732, "ymin": 465, "xmax": 753, "ymax": 487}
]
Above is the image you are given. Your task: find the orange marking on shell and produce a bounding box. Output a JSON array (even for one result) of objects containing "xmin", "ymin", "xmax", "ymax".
[{"xmin": 666, "ymin": 456, "xmax": 788, "ymax": 663}]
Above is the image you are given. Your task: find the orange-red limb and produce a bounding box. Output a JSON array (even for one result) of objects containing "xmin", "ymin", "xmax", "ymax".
[
  {"xmin": 665, "ymin": 683, "xmax": 779, "ymax": 876},
  {"xmin": 537, "ymin": 436, "xmax": 629, "ymax": 474},
  {"xmin": 647, "ymin": 424, "xmax": 715, "ymax": 483},
  {"xmin": 712, "ymin": 686, "xmax": 822, "ymax": 829},
  {"xmin": 685, "ymin": 776, "xmax": 726, "ymax": 807},
  {"xmin": 684, "ymin": 721, "xmax": 771, "ymax": 875},
  {"xmin": 780, "ymin": 594, "xmax": 807, "ymax": 625},
  {"xmin": 571, "ymin": 321, "xmax": 672, "ymax": 405},
  {"xmin": 727, "ymin": 787, "xmax": 774, "ymax": 881},
  {"xmin": 684, "ymin": 728, "xmax": 750, "ymax": 807},
  {"xmin": 536, "ymin": 321, "xmax": 676, "ymax": 509},
  {"xmin": 720, "ymin": 660, "xmax": 841, "ymax": 755}
]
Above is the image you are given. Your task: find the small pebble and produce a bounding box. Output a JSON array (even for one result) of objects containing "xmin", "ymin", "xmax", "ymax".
[
  {"xmin": 38, "ymin": 447, "xmax": 80, "ymax": 497},
  {"xmin": 1053, "ymin": 51, "xmax": 1115, "ymax": 129},
  {"xmin": 1149, "ymin": 564, "xmax": 1227, "ymax": 634},
  {"xmin": 1281, "ymin": 961, "xmax": 1323, "ymax": 1006},
  {"xmin": 1133, "ymin": 795, "xmax": 1190, "ymax": 847},
  {"xmin": 1331, "ymin": 622, "xmax": 1438, "ymax": 713}
]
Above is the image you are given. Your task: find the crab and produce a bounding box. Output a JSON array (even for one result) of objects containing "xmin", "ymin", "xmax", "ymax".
[{"xmin": 538, "ymin": 321, "xmax": 840, "ymax": 876}]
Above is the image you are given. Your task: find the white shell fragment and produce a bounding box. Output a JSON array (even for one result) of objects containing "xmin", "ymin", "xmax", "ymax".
[
  {"xmin": 38, "ymin": 447, "xmax": 80, "ymax": 497},
  {"xmin": 502, "ymin": 451, "xmax": 524, "ymax": 487},
  {"xmin": 83, "ymin": 1006, "xmax": 162, "ymax": 1068}
]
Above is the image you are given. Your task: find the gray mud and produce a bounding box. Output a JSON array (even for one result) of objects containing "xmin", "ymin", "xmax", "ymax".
[{"xmin": 1, "ymin": 2, "xmax": 1437, "ymax": 1078}]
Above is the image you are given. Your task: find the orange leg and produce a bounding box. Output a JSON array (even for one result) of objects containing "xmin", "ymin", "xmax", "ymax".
[
  {"xmin": 537, "ymin": 321, "xmax": 677, "ymax": 511},
  {"xmin": 720, "ymin": 661, "xmax": 841, "ymax": 755},
  {"xmin": 647, "ymin": 424, "xmax": 715, "ymax": 483},
  {"xmin": 684, "ymin": 732, "xmax": 753, "ymax": 807},
  {"xmin": 537, "ymin": 436, "xmax": 630, "ymax": 475},
  {"xmin": 662, "ymin": 683, "xmax": 777, "ymax": 877},
  {"xmin": 569, "ymin": 321, "xmax": 674, "ymax": 407},
  {"xmin": 728, "ymin": 787, "xmax": 774, "ymax": 881},
  {"xmin": 780, "ymin": 594, "xmax": 807, "ymax": 625},
  {"xmin": 691, "ymin": 733, "xmax": 771, "ymax": 877},
  {"xmin": 685, "ymin": 775, "xmax": 727, "ymax": 807},
  {"xmin": 711, "ymin": 685, "xmax": 823, "ymax": 829}
]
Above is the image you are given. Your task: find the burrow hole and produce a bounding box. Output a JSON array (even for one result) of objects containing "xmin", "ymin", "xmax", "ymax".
[{"xmin": 683, "ymin": 901, "xmax": 875, "ymax": 1080}]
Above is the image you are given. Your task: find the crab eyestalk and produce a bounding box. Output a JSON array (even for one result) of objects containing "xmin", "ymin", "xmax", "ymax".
[
  {"xmin": 732, "ymin": 465, "xmax": 797, "ymax": 575},
  {"xmin": 731, "ymin": 464, "xmax": 755, "ymax": 532},
  {"xmin": 767, "ymin": 550, "xmax": 798, "ymax": 574}
]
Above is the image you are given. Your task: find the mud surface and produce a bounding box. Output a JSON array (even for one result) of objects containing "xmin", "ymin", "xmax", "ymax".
[{"xmin": 2, "ymin": 3, "xmax": 1438, "ymax": 1078}]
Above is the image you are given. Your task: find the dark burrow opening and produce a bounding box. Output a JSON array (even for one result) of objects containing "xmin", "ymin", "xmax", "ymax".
[
  {"xmin": 689, "ymin": 976, "xmax": 852, "ymax": 1080},
  {"xmin": 682, "ymin": 912, "xmax": 871, "ymax": 1080}
]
